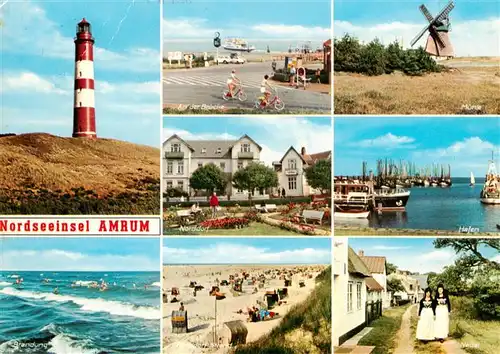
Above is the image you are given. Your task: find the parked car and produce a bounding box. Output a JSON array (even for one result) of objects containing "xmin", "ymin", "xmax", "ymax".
[
  {"xmin": 216, "ymin": 56, "xmax": 232, "ymax": 64},
  {"xmin": 230, "ymin": 53, "xmax": 246, "ymax": 64}
]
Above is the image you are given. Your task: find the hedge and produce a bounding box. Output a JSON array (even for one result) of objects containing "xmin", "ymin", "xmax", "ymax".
[{"xmin": 163, "ymin": 196, "xmax": 313, "ymax": 209}]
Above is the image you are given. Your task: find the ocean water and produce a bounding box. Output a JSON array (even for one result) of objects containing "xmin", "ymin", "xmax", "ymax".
[
  {"xmin": 0, "ymin": 271, "xmax": 160, "ymax": 353},
  {"xmin": 336, "ymin": 178, "xmax": 500, "ymax": 233}
]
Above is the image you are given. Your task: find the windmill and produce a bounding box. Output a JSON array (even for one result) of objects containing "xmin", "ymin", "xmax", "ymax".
[{"xmin": 410, "ymin": 1, "xmax": 455, "ymax": 58}]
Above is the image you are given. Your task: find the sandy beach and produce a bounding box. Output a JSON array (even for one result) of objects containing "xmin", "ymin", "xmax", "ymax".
[{"xmin": 163, "ymin": 264, "xmax": 326, "ymax": 353}]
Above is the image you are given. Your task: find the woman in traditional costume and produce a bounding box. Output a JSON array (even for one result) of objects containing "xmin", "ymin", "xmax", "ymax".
[
  {"xmin": 434, "ymin": 283, "xmax": 451, "ymax": 342},
  {"xmin": 416, "ymin": 287, "xmax": 436, "ymax": 342}
]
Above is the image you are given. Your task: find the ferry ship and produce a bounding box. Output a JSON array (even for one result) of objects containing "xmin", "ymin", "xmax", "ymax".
[{"xmin": 223, "ymin": 38, "xmax": 256, "ymax": 52}]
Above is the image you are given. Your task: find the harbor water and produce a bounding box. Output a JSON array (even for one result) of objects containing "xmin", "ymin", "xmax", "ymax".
[
  {"xmin": 0, "ymin": 271, "xmax": 160, "ymax": 353},
  {"xmin": 336, "ymin": 178, "xmax": 500, "ymax": 232}
]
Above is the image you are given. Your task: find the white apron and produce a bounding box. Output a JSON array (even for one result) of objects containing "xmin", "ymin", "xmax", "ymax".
[
  {"xmin": 416, "ymin": 301, "xmax": 435, "ymax": 340},
  {"xmin": 435, "ymin": 299, "xmax": 449, "ymax": 339}
]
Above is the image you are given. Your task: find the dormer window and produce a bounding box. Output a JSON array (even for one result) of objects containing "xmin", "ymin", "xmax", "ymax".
[
  {"xmin": 216, "ymin": 148, "xmax": 222, "ymax": 154},
  {"xmin": 201, "ymin": 148, "xmax": 206, "ymax": 154}
]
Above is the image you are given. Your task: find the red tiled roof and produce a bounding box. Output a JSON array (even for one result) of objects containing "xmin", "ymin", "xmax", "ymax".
[
  {"xmin": 303, "ymin": 151, "xmax": 331, "ymax": 165},
  {"xmin": 359, "ymin": 256, "xmax": 386, "ymax": 274},
  {"xmin": 366, "ymin": 277, "xmax": 384, "ymax": 291}
]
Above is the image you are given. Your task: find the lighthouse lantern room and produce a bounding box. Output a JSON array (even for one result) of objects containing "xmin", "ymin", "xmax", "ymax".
[{"xmin": 73, "ymin": 18, "xmax": 97, "ymax": 138}]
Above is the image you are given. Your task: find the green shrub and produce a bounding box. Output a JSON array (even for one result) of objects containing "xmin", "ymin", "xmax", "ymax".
[
  {"xmin": 469, "ymin": 268, "xmax": 500, "ymax": 320},
  {"xmin": 164, "ymin": 187, "xmax": 188, "ymax": 198},
  {"xmin": 334, "ymin": 34, "xmax": 442, "ymax": 76},
  {"xmin": 0, "ymin": 178, "xmax": 160, "ymax": 215}
]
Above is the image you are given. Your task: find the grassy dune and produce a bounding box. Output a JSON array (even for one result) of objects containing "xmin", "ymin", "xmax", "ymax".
[
  {"xmin": 334, "ymin": 66, "xmax": 500, "ymax": 115},
  {"xmin": 0, "ymin": 133, "xmax": 160, "ymax": 214},
  {"xmin": 233, "ymin": 267, "xmax": 332, "ymax": 354}
]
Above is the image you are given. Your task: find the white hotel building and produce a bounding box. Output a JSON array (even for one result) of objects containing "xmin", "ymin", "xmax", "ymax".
[
  {"xmin": 163, "ymin": 134, "xmax": 331, "ymax": 198},
  {"xmin": 162, "ymin": 134, "xmax": 263, "ymax": 197}
]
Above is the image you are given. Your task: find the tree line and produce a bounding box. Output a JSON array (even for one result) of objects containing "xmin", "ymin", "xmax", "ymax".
[
  {"xmin": 165, "ymin": 160, "xmax": 332, "ymax": 200},
  {"xmin": 334, "ymin": 34, "xmax": 443, "ymax": 76}
]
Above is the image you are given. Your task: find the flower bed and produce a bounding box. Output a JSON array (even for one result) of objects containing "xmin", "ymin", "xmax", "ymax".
[{"xmin": 200, "ymin": 217, "xmax": 250, "ymax": 229}]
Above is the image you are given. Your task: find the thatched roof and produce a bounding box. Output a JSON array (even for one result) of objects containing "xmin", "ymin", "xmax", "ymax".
[{"xmin": 348, "ymin": 247, "xmax": 371, "ymax": 277}]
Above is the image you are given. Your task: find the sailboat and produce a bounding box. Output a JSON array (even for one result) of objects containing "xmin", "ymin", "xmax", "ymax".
[
  {"xmin": 470, "ymin": 172, "xmax": 475, "ymax": 186},
  {"xmin": 479, "ymin": 153, "xmax": 500, "ymax": 204}
]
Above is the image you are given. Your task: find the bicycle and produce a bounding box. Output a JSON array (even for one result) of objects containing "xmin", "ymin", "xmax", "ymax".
[
  {"xmin": 254, "ymin": 89, "xmax": 285, "ymax": 111},
  {"xmin": 222, "ymin": 84, "xmax": 247, "ymax": 102}
]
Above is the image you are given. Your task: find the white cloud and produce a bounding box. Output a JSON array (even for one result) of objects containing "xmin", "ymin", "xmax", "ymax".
[
  {"xmin": 334, "ymin": 18, "xmax": 500, "ymax": 56},
  {"xmin": 354, "ymin": 133, "xmax": 416, "ymax": 149},
  {"xmin": 412, "ymin": 137, "xmax": 500, "ymax": 167},
  {"xmin": 163, "ymin": 18, "xmax": 217, "ymax": 40},
  {"xmin": 1, "ymin": 71, "xmax": 159, "ymax": 136},
  {"xmin": 163, "ymin": 18, "xmax": 330, "ymax": 41},
  {"xmin": 432, "ymin": 137, "xmax": 497, "ymax": 158},
  {"xmin": 163, "ymin": 243, "xmax": 331, "ymax": 264},
  {"xmin": 162, "ymin": 117, "xmax": 332, "ymax": 167},
  {"xmin": 1, "ymin": 249, "xmax": 158, "ymax": 271},
  {"xmin": 0, "ymin": 1, "xmax": 159, "ymax": 73},
  {"xmin": 0, "ymin": 72, "xmax": 68, "ymax": 95},
  {"xmin": 390, "ymin": 249, "xmax": 457, "ymax": 274}
]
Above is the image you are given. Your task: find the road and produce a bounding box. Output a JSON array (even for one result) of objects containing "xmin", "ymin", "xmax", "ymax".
[{"xmin": 163, "ymin": 62, "xmax": 331, "ymax": 113}]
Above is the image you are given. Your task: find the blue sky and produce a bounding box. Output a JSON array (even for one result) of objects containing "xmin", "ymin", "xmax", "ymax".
[
  {"xmin": 163, "ymin": 116, "xmax": 332, "ymax": 166},
  {"xmin": 0, "ymin": 0, "xmax": 160, "ymax": 146},
  {"xmin": 163, "ymin": 0, "xmax": 331, "ymax": 52},
  {"xmin": 334, "ymin": 0, "xmax": 500, "ymax": 56},
  {"xmin": 0, "ymin": 237, "xmax": 160, "ymax": 271},
  {"xmin": 163, "ymin": 237, "xmax": 331, "ymax": 264},
  {"xmin": 334, "ymin": 117, "xmax": 500, "ymax": 177},
  {"xmin": 347, "ymin": 237, "xmax": 499, "ymax": 273}
]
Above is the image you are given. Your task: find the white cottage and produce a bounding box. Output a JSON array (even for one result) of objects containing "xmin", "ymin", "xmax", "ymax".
[
  {"xmin": 358, "ymin": 250, "xmax": 391, "ymax": 309},
  {"xmin": 163, "ymin": 134, "xmax": 263, "ymax": 197},
  {"xmin": 273, "ymin": 146, "xmax": 331, "ymax": 197},
  {"xmin": 333, "ymin": 238, "xmax": 371, "ymax": 346}
]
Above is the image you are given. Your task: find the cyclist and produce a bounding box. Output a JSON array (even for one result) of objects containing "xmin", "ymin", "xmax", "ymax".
[
  {"xmin": 227, "ymin": 69, "xmax": 241, "ymax": 97},
  {"xmin": 260, "ymin": 74, "xmax": 274, "ymax": 105}
]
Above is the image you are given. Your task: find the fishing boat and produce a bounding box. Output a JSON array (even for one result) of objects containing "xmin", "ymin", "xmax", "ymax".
[
  {"xmin": 223, "ymin": 38, "xmax": 255, "ymax": 52},
  {"xmin": 470, "ymin": 172, "xmax": 475, "ymax": 186},
  {"xmin": 480, "ymin": 157, "xmax": 500, "ymax": 204},
  {"xmin": 374, "ymin": 187, "xmax": 411, "ymax": 211},
  {"xmin": 334, "ymin": 182, "xmax": 372, "ymax": 218}
]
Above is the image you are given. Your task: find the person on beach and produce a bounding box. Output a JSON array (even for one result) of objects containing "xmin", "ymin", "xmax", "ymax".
[
  {"xmin": 416, "ymin": 288, "xmax": 435, "ymax": 343},
  {"xmin": 209, "ymin": 192, "xmax": 219, "ymax": 218},
  {"xmin": 271, "ymin": 59, "xmax": 277, "ymax": 72},
  {"xmin": 179, "ymin": 302, "xmax": 185, "ymax": 311},
  {"xmin": 434, "ymin": 284, "xmax": 451, "ymax": 342}
]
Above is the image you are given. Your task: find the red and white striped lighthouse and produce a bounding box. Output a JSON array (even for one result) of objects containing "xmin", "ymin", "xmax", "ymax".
[{"xmin": 73, "ymin": 18, "xmax": 97, "ymax": 138}]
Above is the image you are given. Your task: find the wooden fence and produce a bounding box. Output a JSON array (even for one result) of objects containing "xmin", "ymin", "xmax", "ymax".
[{"xmin": 365, "ymin": 300, "xmax": 382, "ymax": 325}]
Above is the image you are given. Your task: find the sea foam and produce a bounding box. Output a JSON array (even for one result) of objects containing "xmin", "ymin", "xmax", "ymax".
[
  {"xmin": 0, "ymin": 287, "xmax": 160, "ymax": 320},
  {"xmin": 48, "ymin": 334, "xmax": 99, "ymax": 354}
]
